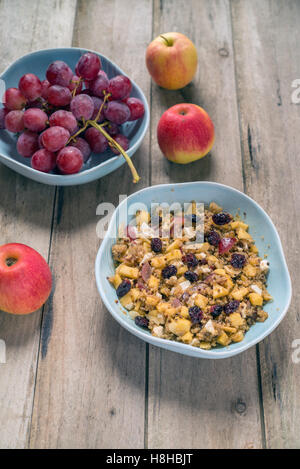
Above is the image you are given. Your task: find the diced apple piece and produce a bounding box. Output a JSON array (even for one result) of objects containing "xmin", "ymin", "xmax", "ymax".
[
  {"xmin": 231, "ymin": 287, "xmax": 249, "ymax": 301},
  {"xmin": 231, "ymin": 220, "xmax": 249, "ymax": 231},
  {"xmin": 249, "ymin": 292, "xmax": 263, "ymax": 306},
  {"xmin": 194, "ymin": 294, "xmax": 208, "ymax": 309},
  {"xmin": 228, "ymin": 312, "xmax": 244, "ymax": 328},
  {"xmin": 136, "ymin": 210, "xmax": 150, "ymax": 226},
  {"xmin": 213, "ymin": 284, "xmax": 229, "ymax": 299},
  {"xmin": 118, "ymin": 264, "xmax": 139, "ymax": 279},
  {"xmin": 237, "ymin": 228, "xmax": 253, "ymax": 241},
  {"xmin": 243, "ymin": 264, "xmax": 257, "ymax": 277},
  {"xmin": 166, "ymin": 239, "xmax": 182, "ymax": 252},
  {"xmin": 181, "ymin": 331, "xmax": 193, "ymax": 343},
  {"xmin": 217, "ymin": 330, "xmax": 230, "ymax": 346},
  {"xmin": 148, "ymin": 275, "xmax": 160, "ymax": 290},
  {"xmin": 168, "ymin": 318, "xmax": 191, "ymax": 336},
  {"xmin": 151, "ymin": 256, "xmax": 166, "ymax": 269},
  {"xmin": 165, "ymin": 249, "xmax": 182, "ymax": 262},
  {"xmin": 231, "ymin": 331, "xmax": 244, "ymax": 343}
]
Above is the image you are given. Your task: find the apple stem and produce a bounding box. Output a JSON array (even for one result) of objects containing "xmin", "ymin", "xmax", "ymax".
[
  {"xmin": 160, "ymin": 34, "xmax": 172, "ymax": 46},
  {"xmin": 88, "ymin": 120, "xmax": 140, "ymax": 184}
]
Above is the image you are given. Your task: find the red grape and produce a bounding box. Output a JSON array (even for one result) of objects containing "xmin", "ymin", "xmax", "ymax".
[
  {"xmin": 49, "ymin": 110, "xmax": 78, "ymax": 134},
  {"xmin": 23, "ymin": 108, "xmax": 48, "ymax": 132},
  {"xmin": 0, "ymin": 108, "xmax": 9, "ymax": 128},
  {"xmin": 75, "ymin": 52, "xmax": 101, "ymax": 80},
  {"xmin": 108, "ymin": 75, "xmax": 132, "ymax": 100},
  {"xmin": 124, "ymin": 97, "xmax": 145, "ymax": 121},
  {"xmin": 68, "ymin": 75, "xmax": 83, "ymax": 95},
  {"xmin": 3, "ymin": 88, "xmax": 26, "ymax": 110},
  {"xmin": 72, "ymin": 137, "xmax": 91, "ymax": 162},
  {"xmin": 111, "ymin": 134, "xmax": 129, "ymax": 154},
  {"xmin": 19, "ymin": 73, "xmax": 42, "ymax": 101},
  {"xmin": 31, "ymin": 149, "xmax": 57, "ymax": 173},
  {"xmin": 57, "ymin": 146, "xmax": 83, "ymax": 174},
  {"xmin": 70, "ymin": 94, "xmax": 94, "ymax": 121},
  {"xmin": 106, "ymin": 122, "xmax": 119, "ymax": 136},
  {"xmin": 104, "ymin": 101, "xmax": 130, "ymax": 124},
  {"xmin": 5, "ymin": 110, "xmax": 25, "ymax": 133},
  {"xmin": 90, "ymin": 71, "xmax": 109, "ymax": 98},
  {"xmin": 46, "ymin": 61, "xmax": 73, "ymax": 87},
  {"xmin": 41, "ymin": 80, "xmax": 51, "ymax": 99},
  {"xmin": 41, "ymin": 126, "xmax": 70, "ymax": 152},
  {"xmin": 17, "ymin": 131, "xmax": 39, "ymax": 157},
  {"xmin": 47, "ymin": 85, "xmax": 72, "ymax": 107},
  {"xmin": 85, "ymin": 127, "xmax": 108, "ymax": 153},
  {"xmin": 91, "ymin": 96, "xmax": 104, "ymax": 122}
]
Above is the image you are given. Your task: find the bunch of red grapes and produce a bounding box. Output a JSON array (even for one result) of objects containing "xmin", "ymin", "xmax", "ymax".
[{"xmin": 0, "ymin": 52, "xmax": 145, "ymax": 175}]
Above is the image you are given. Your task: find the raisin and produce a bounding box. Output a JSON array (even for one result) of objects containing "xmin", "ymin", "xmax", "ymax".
[
  {"xmin": 162, "ymin": 264, "xmax": 177, "ymax": 279},
  {"xmin": 231, "ymin": 253, "xmax": 246, "ymax": 268},
  {"xmin": 134, "ymin": 316, "xmax": 149, "ymax": 329},
  {"xmin": 207, "ymin": 230, "xmax": 221, "ymax": 246},
  {"xmin": 116, "ymin": 279, "xmax": 131, "ymax": 298},
  {"xmin": 212, "ymin": 212, "xmax": 232, "ymax": 225},
  {"xmin": 151, "ymin": 237, "xmax": 162, "ymax": 253},
  {"xmin": 210, "ymin": 304, "xmax": 223, "ymax": 318},
  {"xmin": 224, "ymin": 300, "xmax": 240, "ymax": 315},
  {"xmin": 182, "ymin": 253, "xmax": 198, "ymax": 268},
  {"xmin": 188, "ymin": 305, "xmax": 203, "ymax": 324},
  {"xmin": 184, "ymin": 271, "xmax": 199, "ymax": 283}
]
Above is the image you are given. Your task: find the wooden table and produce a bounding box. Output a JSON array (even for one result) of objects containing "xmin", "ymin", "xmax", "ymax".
[{"xmin": 0, "ymin": 0, "xmax": 299, "ymax": 449}]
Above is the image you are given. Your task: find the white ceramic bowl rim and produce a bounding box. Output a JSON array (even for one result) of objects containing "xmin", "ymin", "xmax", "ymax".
[
  {"xmin": 95, "ymin": 181, "xmax": 292, "ymax": 359},
  {"xmin": 0, "ymin": 47, "xmax": 150, "ymax": 181}
]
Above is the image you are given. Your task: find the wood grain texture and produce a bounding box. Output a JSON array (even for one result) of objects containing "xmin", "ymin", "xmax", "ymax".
[
  {"xmin": 231, "ymin": 0, "xmax": 300, "ymax": 448},
  {"xmin": 29, "ymin": 0, "xmax": 152, "ymax": 449},
  {"xmin": 0, "ymin": 0, "xmax": 77, "ymax": 450},
  {"xmin": 147, "ymin": 0, "xmax": 264, "ymax": 449}
]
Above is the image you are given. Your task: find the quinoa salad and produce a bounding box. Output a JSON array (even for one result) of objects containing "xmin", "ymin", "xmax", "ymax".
[{"xmin": 109, "ymin": 201, "xmax": 272, "ymax": 349}]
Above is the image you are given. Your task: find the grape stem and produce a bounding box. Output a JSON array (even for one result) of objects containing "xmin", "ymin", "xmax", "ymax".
[
  {"xmin": 66, "ymin": 90, "xmax": 140, "ymax": 183},
  {"xmin": 89, "ymin": 120, "xmax": 140, "ymax": 184}
]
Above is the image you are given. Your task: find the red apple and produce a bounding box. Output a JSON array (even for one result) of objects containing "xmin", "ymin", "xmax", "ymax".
[
  {"xmin": 0, "ymin": 243, "xmax": 52, "ymax": 315},
  {"xmin": 146, "ymin": 32, "xmax": 198, "ymax": 90},
  {"xmin": 157, "ymin": 103, "xmax": 215, "ymax": 164}
]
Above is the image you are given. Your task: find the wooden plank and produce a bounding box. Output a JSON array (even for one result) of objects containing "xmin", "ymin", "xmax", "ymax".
[
  {"xmin": 147, "ymin": 0, "xmax": 264, "ymax": 449},
  {"xmin": 29, "ymin": 0, "xmax": 152, "ymax": 449},
  {"xmin": 0, "ymin": 0, "xmax": 77, "ymax": 450},
  {"xmin": 231, "ymin": 0, "xmax": 300, "ymax": 449}
]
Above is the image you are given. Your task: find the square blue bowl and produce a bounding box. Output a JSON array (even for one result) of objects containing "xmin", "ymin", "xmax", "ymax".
[
  {"xmin": 0, "ymin": 48, "xmax": 149, "ymax": 186},
  {"xmin": 95, "ymin": 182, "xmax": 292, "ymax": 359}
]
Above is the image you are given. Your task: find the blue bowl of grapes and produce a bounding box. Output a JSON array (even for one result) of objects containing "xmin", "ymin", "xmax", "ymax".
[{"xmin": 0, "ymin": 48, "xmax": 149, "ymax": 186}]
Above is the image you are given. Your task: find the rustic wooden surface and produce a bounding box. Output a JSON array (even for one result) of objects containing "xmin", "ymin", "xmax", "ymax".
[{"xmin": 0, "ymin": 0, "xmax": 299, "ymax": 449}]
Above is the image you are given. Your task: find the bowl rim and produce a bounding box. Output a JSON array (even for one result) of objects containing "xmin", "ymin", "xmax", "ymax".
[
  {"xmin": 95, "ymin": 181, "xmax": 292, "ymax": 359},
  {"xmin": 0, "ymin": 46, "xmax": 150, "ymax": 182}
]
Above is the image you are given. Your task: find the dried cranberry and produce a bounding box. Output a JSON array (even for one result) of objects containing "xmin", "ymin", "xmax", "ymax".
[
  {"xmin": 212, "ymin": 212, "xmax": 232, "ymax": 225},
  {"xmin": 218, "ymin": 237, "xmax": 237, "ymax": 254},
  {"xmin": 184, "ymin": 271, "xmax": 199, "ymax": 283},
  {"xmin": 188, "ymin": 305, "xmax": 203, "ymax": 324},
  {"xmin": 151, "ymin": 237, "xmax": 162, "ymax": 253},
  {"xmin": 224, "ymin": 300, "xmax": 240, "ymax": 315},
  {"xmin": 134, "ymin": 316, "xmax": 149, "ymax": 329},
  {"xmin": 231, "ymin": 253, "xmax": 246, "ymax": 268},
  {"xmin": 210, "ymin": 305, "xmax": 223, "ymax": 318},
  {"xmin": 182, "ymin": 253, "xmax": 198, "ymax": 268},
  {"xmin": 162, "ymin": 264, "xmax": 177, "ymax": 279},
  {"xmin": 116, "ymin": 279, "xmax": 131, "ymax": 298},
  {"xmin": 207, "ymin": 230, "xmax": 221, "ymax": 246}
]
